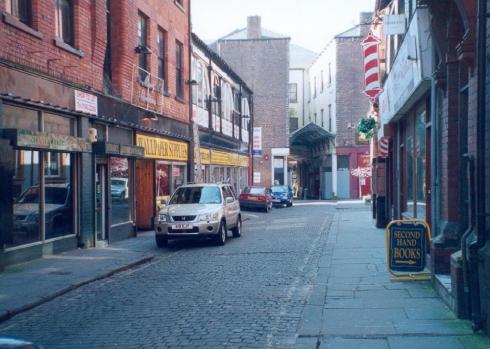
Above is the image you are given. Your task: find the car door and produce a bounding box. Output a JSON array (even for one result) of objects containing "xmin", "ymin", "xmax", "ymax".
[{"xmin": 223, "ymin": 186, "xmax": 239, "ymax": 226}]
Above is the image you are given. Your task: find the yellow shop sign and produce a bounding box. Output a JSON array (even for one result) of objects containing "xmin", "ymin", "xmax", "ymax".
[
  {"xmin": 200, "ymin": 148, "xmax": 211, "ymax": 165},
  {"xmin": 210, "ymin": 149, "xmax": 249, "ymax": 167},
  {"xmin": 136, "ymin": 134, "xmax": 188, "ymax": 161}
]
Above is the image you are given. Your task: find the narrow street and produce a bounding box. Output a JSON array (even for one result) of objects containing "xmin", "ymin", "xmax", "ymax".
[{"xmin": 0, "ymin": 202, "xmax": 487, "ymax": 348}]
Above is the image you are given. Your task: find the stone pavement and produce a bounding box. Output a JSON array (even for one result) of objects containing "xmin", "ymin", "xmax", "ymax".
[
  {"xmin": 0, "ymin": 231, "xmax": 157, "ymax": 323},
  {"xmin": 296, "ymin": 202, "xmax": 490, "ymax": 348}
]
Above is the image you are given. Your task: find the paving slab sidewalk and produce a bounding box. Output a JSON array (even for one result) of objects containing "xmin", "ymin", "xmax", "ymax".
[
  {"xmin": 0, "ymin": 231, "xmax": 157, "ymax": 323},
  {"xmin": 296, "ymin": 202, "xmax": 490, "ymax": 349}
]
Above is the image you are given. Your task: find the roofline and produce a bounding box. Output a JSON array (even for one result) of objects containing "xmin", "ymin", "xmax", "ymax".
[{"xmin": 192, "ymin": 32, "xmax": 253, "ymax": 94}]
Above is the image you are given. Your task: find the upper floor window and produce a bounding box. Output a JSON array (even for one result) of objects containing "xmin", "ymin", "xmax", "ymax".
[
  {"xmin": 8, "ymin": 0, "xmax": 32, "ymax": 25},
  {"xmin": 55, "ymin": 0, "xmax": 74, "ymax": 46},
  {"xmin": 175, "ymin": 41, "xmax": 184, "ymax": 98},
  {"xmin": 157, "ymin": 28, "xmax": 167, "ymax": 89},
  {"xmin": 289, "ymin": 83, "xmax": 297, "ymax": 103},
  {"xmin": 137, "ymin": 13, "xmax": 149, "ymax": 80},
  {"xmin": 313, "ymin": 76, "xmax": 317, "ymax": 98},
  {"xmin": 321, "ymin": 70, "xmax": 324, "ymax": 92},
  {"xmin": 328, "ymin": 62, "xmax": 332, "ymax": 85},
  {"xmin": 321, "ymin": 109, "xmax": 324, "ymax": 127}
]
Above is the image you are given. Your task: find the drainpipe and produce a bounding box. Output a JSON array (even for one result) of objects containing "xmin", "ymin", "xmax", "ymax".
[
  {"xmin": 466, "ymin": 0, "xmax": 488, "ymax": 331},
  {"xmin": 430, "ymin": 57, "xmax": 439, "ymax": 236}
]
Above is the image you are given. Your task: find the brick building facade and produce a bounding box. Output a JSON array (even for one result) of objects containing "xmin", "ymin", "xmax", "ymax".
[
  {"xmin": 0, "ymin": 0, "xmax": 191, "ymax": 268},
  {"xmin": 373, "ymin": 0, "xmax": 490, "ymax": 335},
  {"xmin": 214, "ymin": 16, "xmax": 290, "ymax": 187}
]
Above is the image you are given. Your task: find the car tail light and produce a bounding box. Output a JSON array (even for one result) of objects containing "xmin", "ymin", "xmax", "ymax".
[
  {"xmin": 258, "ymin": 195, "xmax": 267, "ymax": 202},
  {"xmin": 239, "ymin": 194, "xmax": 246, "ymax": 200}
]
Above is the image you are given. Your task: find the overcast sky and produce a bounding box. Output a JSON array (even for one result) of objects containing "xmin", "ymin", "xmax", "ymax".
[{"xmin": 191, "ymin": 0, "xmax": 376, "ymax": 53}]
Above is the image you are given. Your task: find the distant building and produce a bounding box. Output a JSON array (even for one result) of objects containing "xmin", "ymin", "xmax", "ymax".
[
  {"xmin": 290, "ymin": 13, "xmax": 372, "ymax": 200},
  {"xmin": 214, "ymin": 16, "xmax": 291, "ymax": 187},
  {"xmin": 191, "ymin": 33, "xmax": 253, "ymax": 194}
]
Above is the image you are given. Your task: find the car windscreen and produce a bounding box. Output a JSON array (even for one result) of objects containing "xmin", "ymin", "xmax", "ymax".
[
  {"xmin": 271, "ymin": 186, "xmax": 288, "ymax": 193},
  {"xmin": 242, "ymin": 187, "xmax": 266, "ymax": 195},
  {"xmin": 169, "ymin": 186, "xmax": 222, "ymax": 204}
]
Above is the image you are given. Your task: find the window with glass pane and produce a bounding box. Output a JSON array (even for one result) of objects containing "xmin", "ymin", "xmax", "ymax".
[
  {"xmin": 171, "ymin": 165, "xmax": 186, "ymax": 192},
  {"xmin": 157, "ymin": 29, "xmax": 166, "ymax": 88},
  {"xmin": 176, "ymin": 41, "xmax": 184, "ymax": 98},
  {"xmin": 44, "ymin": 114, "xmax": 75, "ymax": 136},
  {"xmin": 11, "ymin": 150, "xmax": 40, "ymax": 247},
  {"xmin": 110, "ymin": 157, "xmax": 130, "ymax": 225},
  {"xmin": 9, "ymin": 0, "xmax": 32, "ymax": 25},
  {"xmin": 156, "ymin": 162, "xmax": 170, "ymax": 198},
  {"xmin": 197, "ymin": 63, "xmax": 203, "ymax": 106},
  {"xmin": 45, "ymin": 152, "xmax": 73, "ymax": 239},
  {"xmin": 415, "ymin": 110, "xmax": 426, "ymax": 219},
  {"xmin": 289, "ymin": 83, "xmax": 297, "ymax": 103},
  {"xmin": 138, "ymin": 13, "xmax": 148, "ymax": 81},
  {"xmin": 55, "ymin": 0, "xmax": 74, "ymax": 46},
  {"xmin": 1, "ymin": 104, "xmax": 39, "ymax": 131}
]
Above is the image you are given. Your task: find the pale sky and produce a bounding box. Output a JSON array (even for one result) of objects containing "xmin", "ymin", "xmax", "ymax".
[{"xmin": 191, "ymin": 0, "xmax": 376, "ymax": 53}]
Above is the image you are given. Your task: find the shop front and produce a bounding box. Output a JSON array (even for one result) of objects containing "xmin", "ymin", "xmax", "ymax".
[
  {"xmin": 201, "ymin": 148, "xmax": 249, "ymax": 194},
  {"xmin": 135, "ymin": 133, "xmax": 189, "ymax": 229},
  {"xmin": 92, "ymin": 135, "xmax": 144, "ymax": 244},
  {"xmin": 0, "ymin": 104, "xmax": 91, "ymax": 266}
]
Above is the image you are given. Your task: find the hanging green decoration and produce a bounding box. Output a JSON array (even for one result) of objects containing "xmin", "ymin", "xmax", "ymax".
[{"xmin": 356, "ymin": 117, "xmax": 376, "ymax": 140}]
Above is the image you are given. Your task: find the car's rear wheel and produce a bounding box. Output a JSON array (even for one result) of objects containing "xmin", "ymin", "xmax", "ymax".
[
  {"xmin": 232, "ymin": 216, "xmax": 242, "ymax": 238},
  {"xmin": 155, "ymin": 235, "xmax": 168, "ymax": 248},
  {"xmin": 216, "ymin": 221, "xmax": 227, "ymax": 245}
]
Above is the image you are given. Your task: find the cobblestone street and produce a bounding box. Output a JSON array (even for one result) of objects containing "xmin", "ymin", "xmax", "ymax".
[{"xmin": 1, "ymin": 202, "xmax": 488, "ymax": 348}]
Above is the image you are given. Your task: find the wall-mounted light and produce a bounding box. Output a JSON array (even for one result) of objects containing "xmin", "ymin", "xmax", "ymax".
[{"xmin": 143, "ymin": 113, "xmax": 158, "ymax": 122}]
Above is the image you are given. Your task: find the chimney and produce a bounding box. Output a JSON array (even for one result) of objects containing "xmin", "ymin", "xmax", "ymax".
[
  {"xmin": 247, "ymin": 16, "xmax": 262, "ymax": 39},
  {"xmin": 359, "ymin": 12, "xmax": 373, "ymax": 26}
]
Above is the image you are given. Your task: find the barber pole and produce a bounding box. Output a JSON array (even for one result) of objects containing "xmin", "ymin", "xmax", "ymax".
[
  {"xmin": 378, "ymin": 137, "xmax": 389, "ymax": 158},
  {"xmin": 360, "ymin": 31, "xmax": 383, "ymax": 100}
]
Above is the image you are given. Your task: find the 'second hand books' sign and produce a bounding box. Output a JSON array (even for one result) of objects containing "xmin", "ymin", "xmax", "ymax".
[{"xmin": 386, "ymin": 220, "xmax": 430, "ymax": 273}]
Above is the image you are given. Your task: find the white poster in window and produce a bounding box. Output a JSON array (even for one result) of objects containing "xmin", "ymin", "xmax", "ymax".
[
  {"xmin": 75, "ymin": 90, "xmax": 98, "ymax": 115},
  {"xmin": 253, "ymin": 172, "xmax": 261, "ymax": 184},
  {"xmin": 252, "ymin": 127, "xmax": 262, "ymax": 157}
]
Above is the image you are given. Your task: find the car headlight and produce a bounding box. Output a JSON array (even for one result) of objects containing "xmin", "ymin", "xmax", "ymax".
[
  {"xmin": 199, "ymin": 211, "xmax": 220, "ymax": 222},
  {"xmin": 159, "ymin": 214, "xmax": 168, "ymax": 222}
]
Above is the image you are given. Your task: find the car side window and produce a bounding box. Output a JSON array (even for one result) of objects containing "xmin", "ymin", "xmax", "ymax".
[{"xmin": 224, "ymin": 186, "xmax": 235, "ymax": 200}]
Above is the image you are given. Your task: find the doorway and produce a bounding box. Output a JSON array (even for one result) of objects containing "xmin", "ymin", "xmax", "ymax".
[{"xmin": 95, "ymin": 163, "xmax": 108, "ymax": 242}]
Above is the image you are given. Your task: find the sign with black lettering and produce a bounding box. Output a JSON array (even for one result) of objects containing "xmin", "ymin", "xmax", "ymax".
[{"xmin": 387, "ymin": 220, "xmax": 429, "ymax": 272}]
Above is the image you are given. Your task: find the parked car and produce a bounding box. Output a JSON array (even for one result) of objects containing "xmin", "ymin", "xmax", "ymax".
[
  {"xmin": 154, "ymin": 183, "xmax": 242, "ymax": 247},
  {"xmin": 271, "ymin": 185, "xmax": 293, "ymax": 207},
  {"xmin": 111, "ymin": 177, "xmax": 129, "ymax": 201},
  {"xmin": 13, "ymin": 184, "xmax": 72, "ymax": 240},
  {"xmin": 238, "ymin": 186, "xmax": 272, "ymax": 212}
]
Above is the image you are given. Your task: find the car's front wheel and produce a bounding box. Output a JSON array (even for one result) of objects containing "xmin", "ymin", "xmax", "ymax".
[
  {"xmin": 232, "ymin": 216, "xmax": 242, "ymax": 238},
  {"xmin": 216, "ymin": 221, "xmax": 227, "ymax": 246},
  {"xmin": 155, "ymin": 235, "xmax": 168, "ymax": 248}
]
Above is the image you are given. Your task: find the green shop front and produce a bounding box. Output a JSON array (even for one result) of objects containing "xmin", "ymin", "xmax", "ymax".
[{"xmin": 0, "ymin": 126, "xmax": 90, "ymax": 268}]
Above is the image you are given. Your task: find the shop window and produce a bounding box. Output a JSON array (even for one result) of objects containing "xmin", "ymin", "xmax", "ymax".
[
  {"xmin": 110, "ymin": 157, "xmax": 130, "ymax": 225},
  {"xmin": 45, "ymin": 153, "xmax": 73, "ymax": 239},
  {"xmin": 55, "ymin": 0, "xmax": 74, "ymax": 46},
  {"xmin": 415, "ymin": 110, "xmax": 426, "ymax": 219},
  {"xmin": 274, "ymin": 157, "xmax": 285, "ymax": 185},
  {"xmin": 171, "ymin": 164, "xmax": 186, "ymax": 192},
  {"xmin": 1, "ymin": 104, "xmax": 39, "ymax": 131},
  {"xmin": 405, "ymin": 118, "xmax": 414, "ymax": 216},
  {"xmin": 156, "ymin": 162, "xmax": 170, "ymax": 200},
  {"xmin": 10, "ymin": 150, "xmax": 74, "ymax": 247}
]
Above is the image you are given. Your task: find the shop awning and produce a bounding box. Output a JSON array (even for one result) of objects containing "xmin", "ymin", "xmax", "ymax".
[{"xmin": 289, "ymin": 122, "xmax": 335, "ymax": 146}]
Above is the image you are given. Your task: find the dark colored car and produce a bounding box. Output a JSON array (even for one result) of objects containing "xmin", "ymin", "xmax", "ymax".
[
  {"xmin": 271, "ymin": 185, "xmax": 293, "ymax": 207},
  {"xmin": 238, "ymin": 187, "xmax": 272, "ymax": 213}
]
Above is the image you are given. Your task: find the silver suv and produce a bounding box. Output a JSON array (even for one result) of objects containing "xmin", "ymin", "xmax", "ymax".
[{"xmin": 154, "ymin": 183, "xmax": 242, "ymax": 247}]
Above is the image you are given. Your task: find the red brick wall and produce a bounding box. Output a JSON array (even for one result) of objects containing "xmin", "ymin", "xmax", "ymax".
[
  {"xmin": 0, "ymin": 0, "xmax": 190, "ymax": 123},
  {"xmin": 0, "ymin": 0, "xmax": 106, "ymax": 89}
]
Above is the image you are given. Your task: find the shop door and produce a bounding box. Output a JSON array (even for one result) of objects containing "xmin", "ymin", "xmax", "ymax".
[
  {"xmin": 136, "ymin": 159, "xmax": 155, "ymax": 230},
  {"xmin": 95, "ymin": 164, "xmax": 107, "ymax": 242}
]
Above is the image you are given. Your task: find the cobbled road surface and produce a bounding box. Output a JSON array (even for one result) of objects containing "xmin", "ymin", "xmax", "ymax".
[{"xmin": 0, "ymin": 203, "xmax": 335, "ymax": 349}]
